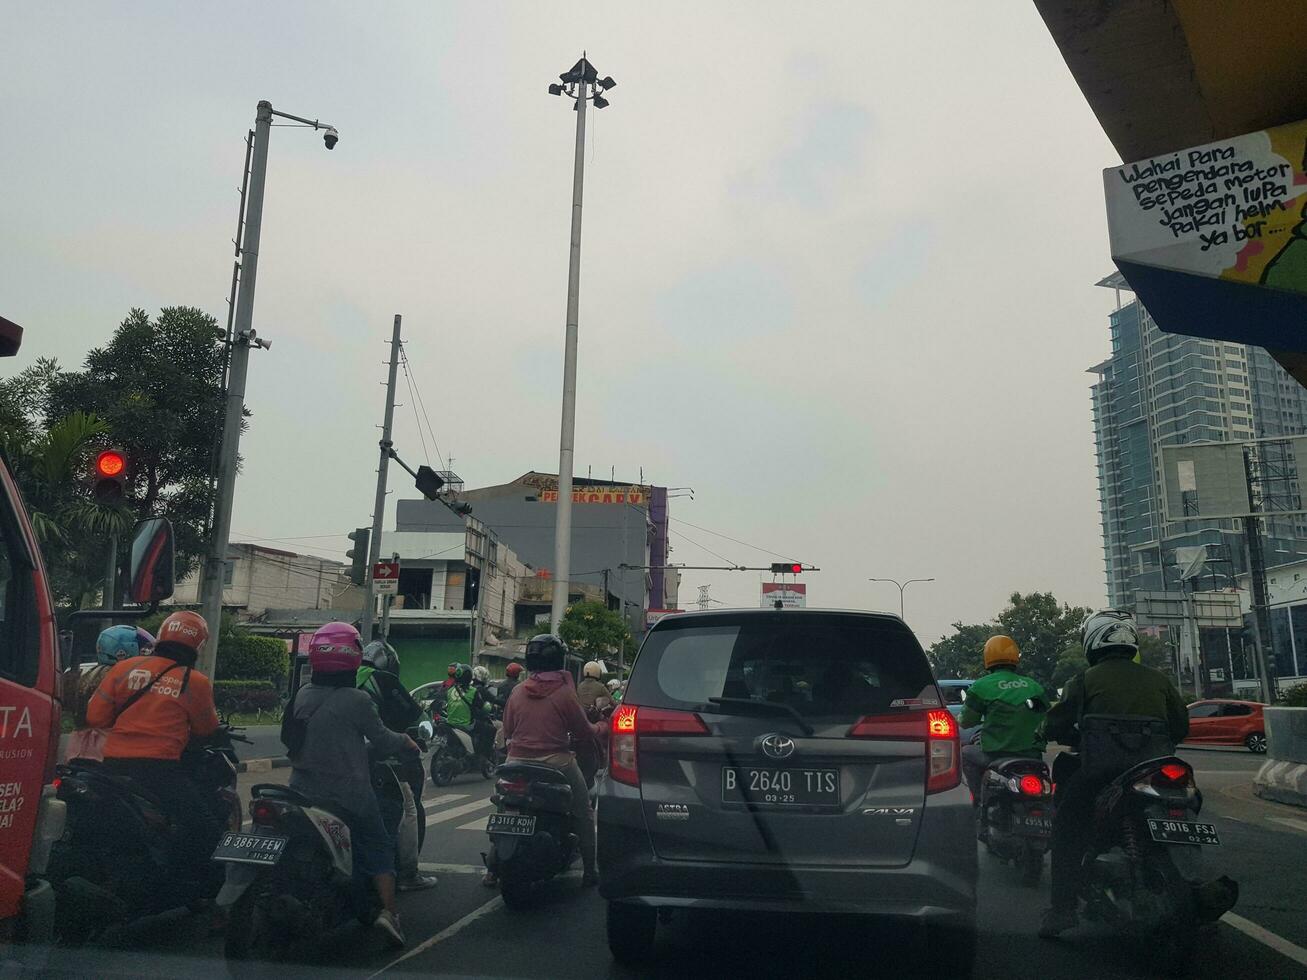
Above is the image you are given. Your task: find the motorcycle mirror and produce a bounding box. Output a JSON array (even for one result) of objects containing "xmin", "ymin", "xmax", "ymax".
[
  {"xmin": 418, "ymin": 720, "xmax": 434, "ymax": 740},
  {"xmin": 128, "ymin": 517, "xmax": 176, "ymax": 605}
]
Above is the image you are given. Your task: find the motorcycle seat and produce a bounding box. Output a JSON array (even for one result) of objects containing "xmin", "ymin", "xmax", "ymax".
[
  {"xmin": 495, "ymin": 761, "xmax": 571, "ymax": 785},
  {"xmin": 986, "ymin": 757, "xmax": 1049, "ymax": 776}
]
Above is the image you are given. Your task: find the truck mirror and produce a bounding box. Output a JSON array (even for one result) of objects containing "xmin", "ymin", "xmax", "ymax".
[{"xmin": 128, "ymin": 517, "xmax": 175, "ymax": 605}]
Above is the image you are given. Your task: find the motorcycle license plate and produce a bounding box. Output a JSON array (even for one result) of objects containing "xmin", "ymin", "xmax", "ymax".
[
  {"xmin": 212, "ymin": 831, "xmax": 289, "ymax": 865},
  {"xmin": 1015, "ymin": 811, "xmax": 1054, "ymax": 835},
  {"xmin": 1146, "ymin": 818, "xmax": 1221, "ymax": 846},
  {"xmin": 487, "ymin": 813, "xmax": 537, "ymax": 837}
]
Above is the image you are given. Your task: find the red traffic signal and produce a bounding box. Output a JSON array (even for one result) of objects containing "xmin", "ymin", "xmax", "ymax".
[
  {"xmin": 770, "ymin": 562, "xmax": 803, "ymax": 574},
  {"xmin": 92, "ymin": 449, "xmax": 128, "ymax": 502}
]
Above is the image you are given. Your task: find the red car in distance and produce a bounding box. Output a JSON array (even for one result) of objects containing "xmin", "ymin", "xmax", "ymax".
[{"xmin": 1183, "ymin": 700, "xmax": 1267, "ymax": 753}]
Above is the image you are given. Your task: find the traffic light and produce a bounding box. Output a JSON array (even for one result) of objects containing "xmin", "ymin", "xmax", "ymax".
[
  {"xmin": 346, "ymin": 527, "xmax": 370, "ymax": 586},
  {"xmin": 463, "ymin": 566, "xmax": 482, "ymax": 609},
  {"xmin": 770, "ymin": 562, "xmax": 803, "ymax": 574},
  {"xmin": 92, "ymin": 448, "xmax": 129, "ymax": 502},
  {"xmin": 414, "ymin": 465, "xmax": 445, "ymax": 501}
]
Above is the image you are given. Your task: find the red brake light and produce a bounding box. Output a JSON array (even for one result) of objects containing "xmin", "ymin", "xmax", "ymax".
[
  {"xmin": 1159, "ymin": 763, "xmax": 1190, "ymax": 783},
  {"xmin": 251, "ymin": 800, "xmax": 281, "ymax": 827},
  {"xmin": 925, "ymin": 709, "xmax": 960, "ymax": 795},
  {"xmin": 496, "ymin": 777, "xmax": 529, "ymax": 797},
  {"xmin": 608, "ymin": 704, "xmax": 707, "ymax": 788},
  {"xmin": 1018, "ymin": 774, "xmax": 1045, "ymax": 796},
  {"xmin": 926, "ymin": 709, "xmax": 957, "ymax": 739},
  {"xmin": 639, "ymin": 707, "xmax": 709, "ymax": 736},
  {"xmin": 95, "ymin": 450, "xmax": 126, "ymax": 477},
  {"xmin": 51, "ymin": 777, "xmax": 62, "ymax": 792},
  {"xmin": 847, "ymin": 713, "xmax": 924, "ymax": 739}
]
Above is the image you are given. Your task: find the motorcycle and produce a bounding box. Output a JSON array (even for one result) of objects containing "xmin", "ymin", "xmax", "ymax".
[
  {"xmin": 1063, "ymin": 715, "xmax": 1239, "ymax": 973},
  {"xmin": 49, "ymin": 724, "xmax": 248, "ymax": 941},
  {"xmin": 978, "ymin": 757, "xmax": 1055, "ymax": 885},
  {"xmin": 483, "ymin": 761, "xmax": 580, "ymax": 910},
  {"xmin": 429, "ymin": 718, "xmax": 495, "ymax": 785}
]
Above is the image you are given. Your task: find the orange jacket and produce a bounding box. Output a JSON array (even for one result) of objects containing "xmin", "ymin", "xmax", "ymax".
[{"xmin": 86, "ymin": 655, "xmax": 220, "ymax": 761}]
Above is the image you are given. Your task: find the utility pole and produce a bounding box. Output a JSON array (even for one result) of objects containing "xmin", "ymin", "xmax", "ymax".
[
  {"xmin": 547, "ymin": 55, "xmax": 616, "ymax": 632},
  {"xmin": 101, "ymin": 534, "xmax": 117, "ymax": 611},
  {"xmin": 1243, "ymin": 448, "xmax": 1278, "ymax": 703},
  {"xmin": 199, "ymin": 102, "xmax": 274, "ymax": 677},
  {"xmin": 362, "ymin": 315, "xmax": 403, "ymax": 644}
]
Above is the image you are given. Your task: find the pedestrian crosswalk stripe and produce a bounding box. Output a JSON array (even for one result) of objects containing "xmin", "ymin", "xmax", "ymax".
[
  {"xmin": 456, "ymin": 815, "xmax": 489, "ymax": 832},
  {"xmin": 423, "ymin": 798, "xmax": 494, "ymax": 825},
  {"xmin": 423, "ymin": 793, "xmax": 469, "ymax": 807}
]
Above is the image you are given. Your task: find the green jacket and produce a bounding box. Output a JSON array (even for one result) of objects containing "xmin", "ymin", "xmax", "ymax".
[
  {"xmin": 1045, "ymin": 657, "xmax": 1189, "ymax": 748},
  {"xmin": 959, "ymin": 667, "xmax": 1047, "ymax": 756},
  {"xmin": 443, "ymin": 683, "xmax": 489, "ymax": 729}
]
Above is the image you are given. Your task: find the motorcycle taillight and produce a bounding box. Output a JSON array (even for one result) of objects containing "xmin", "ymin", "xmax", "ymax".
[
  {"xmin": 250, "ymin": 799, "xmax": 282, "ymax": 827},
  {"xmin": 496, "ymin": 777, "xmax": 530, "ymax": 797}
]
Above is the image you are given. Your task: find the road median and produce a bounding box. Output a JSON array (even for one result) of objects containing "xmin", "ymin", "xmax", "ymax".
[{"xmin": 1254, "ymin": 706, "xmax": 1307, "ymax": 808}]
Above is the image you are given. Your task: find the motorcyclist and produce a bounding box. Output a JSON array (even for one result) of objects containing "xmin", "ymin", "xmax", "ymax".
[
  {"xmin": 495, "ymin": 661, "xmax": 524, "ymax": 705},
  {"xmin": 85, "ymin": 611, "xmax": 221, "ymax": 884},
  {"xmin": 284, "ymin": 622, "xmax": 416, "ymax": 948},
  {"xmin": 958, "ymin": 635, "xmax": 1048, "ymax": 814},
  {"xmin": 67, "ymin": 625, "xmax": 155, "ymax": 763},
  {"xmin": 606, "ymin": 678, "xmax": 624, "ymax": 704},
  {"xmin": 1038, "ymin": 610, "xmax": 1189, "ymax": 939},
  {"xmin": 443, "ymin": 664, "xmax": 494, "ymax": 761},
  {"xmin": 501, "ymin": 634, "xmax": 606, "ymax": 886},
  {"xmin": 577, "ymin": 660, "xmax": 608, "ymax": 713},
  {"xmin": 358, "ymin": 640, "xmax": 437, "ymax": 894},
  {"xmin": 441, "ymin": 662, "xmax": 458, "ymax": 691}
]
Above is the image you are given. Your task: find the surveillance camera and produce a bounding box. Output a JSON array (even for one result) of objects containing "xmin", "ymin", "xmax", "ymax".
[{"xmin": 323, "ymin": 126, "xmax": 339, "ymax": 150}]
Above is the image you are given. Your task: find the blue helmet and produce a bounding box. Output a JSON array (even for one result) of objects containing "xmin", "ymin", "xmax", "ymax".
[{"xmin": 95, "ymin": 624, "xmax": 151, "ymax": 665}]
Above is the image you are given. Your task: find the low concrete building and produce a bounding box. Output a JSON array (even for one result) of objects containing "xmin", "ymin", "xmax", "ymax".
[{"xmin": 169, "ymin": 542, "xmax": 362, "ymax": 619}]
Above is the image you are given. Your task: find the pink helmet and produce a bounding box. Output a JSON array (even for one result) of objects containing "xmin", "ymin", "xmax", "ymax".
[{"xmin": 308, "ymin": 622, "xmax": 363, "ymax": 674}]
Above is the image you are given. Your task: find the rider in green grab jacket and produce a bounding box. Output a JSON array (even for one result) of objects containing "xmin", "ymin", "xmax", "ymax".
[{"xmin": 958, "ymin": 635, "xmax": 1047, "ymax": 803}]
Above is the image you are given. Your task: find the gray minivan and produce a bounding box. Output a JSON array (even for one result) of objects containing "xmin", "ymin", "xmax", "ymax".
[{"xmin": 596, "ymin": 608, "xmax": 977, "ymax": 973}]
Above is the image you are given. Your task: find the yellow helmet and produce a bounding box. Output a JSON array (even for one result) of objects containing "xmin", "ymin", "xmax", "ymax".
[{"xmin": 983, "ymin": 635, "xmax": 1020, "ymax": 670}]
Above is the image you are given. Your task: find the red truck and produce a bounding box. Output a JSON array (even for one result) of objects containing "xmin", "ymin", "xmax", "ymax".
[{"xmin": 0, "ymin": 315, "xmax": 65, "ymax": 956}]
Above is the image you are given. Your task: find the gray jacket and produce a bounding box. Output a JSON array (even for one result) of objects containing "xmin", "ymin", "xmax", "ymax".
[{"xmin": 287, "ymin": 683, "xmax": 409, "ymax": 815}]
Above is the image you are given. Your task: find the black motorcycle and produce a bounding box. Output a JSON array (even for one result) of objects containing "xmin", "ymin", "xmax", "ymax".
[
  {"xmin": 50, "ymin": 724, "xmax": 248, "ymax": 941},
  {"xmin": 430, "ymin": 718, "xmax": 495, "ymax": 785},
  {"xmin": 1063, "ymin": 720, "xmax": 1238, "ymax": 973},
  {"xmin": 483, "ymin": 761, "xmax": 580, "ymax": 909},
  {"xmin": 978, "ymin": 757, "xmax": 1055, "ymax": 885}
]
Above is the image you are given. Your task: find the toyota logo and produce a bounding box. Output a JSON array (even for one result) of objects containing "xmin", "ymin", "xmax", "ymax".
[{"xmin": 760, "ymin": 734, "xmax": 795, "ymax": 759}]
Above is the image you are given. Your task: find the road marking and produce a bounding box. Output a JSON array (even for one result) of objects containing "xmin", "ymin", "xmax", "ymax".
[
  {"xmin": 415, "ymin": 862, "xmax": 486, "ymax": 875},
  {"xmin": 1223, "ymin": 913, "xmax": 1307, "ymax": 969},
  {"xmin": 457, "ymin": 815, "xmax": 489, "ymax": 832},
  {"xmin": 1267, "ymin": 815, "xmax": 1307, "ymax": 835},
  {"xmin": 422, "ymin": 799, "xmax": 493, "ymax": 825},
  {"xmin": 422, "ymin": 793, "xmax": 469, "ymax": 807},
  {"xmin": 368, "ymin": 895, "xmax": 503, "ymax": 977}
]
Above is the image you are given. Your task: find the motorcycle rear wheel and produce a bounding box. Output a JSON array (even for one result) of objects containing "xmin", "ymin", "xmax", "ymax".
[
  {"xmin": 500, "ymin": 874, "xmax": 534, "ymax": 911},
  {"xmin": 1142, "ymin": 850, "xmax": 1197, "ymax": 976},
  {"xmin": 430, "ymin": 751, "xmax": 455, "ymax": 787},
  {"xmin": 223, "ymin": 887, "xmax": 283, "ymax": 975}
]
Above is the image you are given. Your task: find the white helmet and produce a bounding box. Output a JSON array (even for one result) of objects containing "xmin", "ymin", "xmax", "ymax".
[
  {"xmin": 1081, "ymin": 609, "xmax": 1138, "ymax": 666},
  {"xmin": 472, "ymin": 665, "xmax": 490, "ymax": 685},
  {"xmin": 583, "ymin": 660, "xmax": 604, "ymax": 679},
  {"xmin": 607, "ymin": 679, "xmax": 622, "ymax": 692}
]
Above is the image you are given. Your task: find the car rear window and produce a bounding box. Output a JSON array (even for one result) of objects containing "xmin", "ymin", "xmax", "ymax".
[{"xmin": 626, "ymin": 613, "xmax": 937, "ymax": 721}]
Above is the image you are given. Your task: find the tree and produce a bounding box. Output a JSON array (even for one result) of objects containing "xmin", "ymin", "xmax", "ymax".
[
  {"xmin": 44, "ymin": 307, "xmax": 229, "ymax": 582},
  {"xmin": 995, "ymin": 592, "xmax": 1092, "ymax": 690},
  {"xmin": 558, "ymin": 601, "xmax": 632, "ymax": 662},
  {"xmin": 927, "ymin": 622, "xmax": 993, "ymax": 679}
]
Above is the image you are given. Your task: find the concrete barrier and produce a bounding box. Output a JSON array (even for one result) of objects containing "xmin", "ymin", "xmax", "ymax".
[{"xmin": 1254, "ymin": 706, "xmax": 1307, "ymax": 808}]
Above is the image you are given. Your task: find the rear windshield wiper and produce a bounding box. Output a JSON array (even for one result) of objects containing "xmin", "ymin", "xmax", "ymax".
[{"xmin": 706, "ymin": 697, "xmax": 815, "ymax": 736}]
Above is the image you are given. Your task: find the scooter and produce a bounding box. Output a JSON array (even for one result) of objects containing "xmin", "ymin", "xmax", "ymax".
[
  {"xmin": 978, "ymin": 757, "xmax": 1055, "ymax": 885},
  {"xmin": 429, "ymin": 718, "xmax": 494, "ymax": 785},
  {"xmin": 49, "ymin": 724, "xmax": 248, "ymax": 941},
  {"xmin": 483, "ymin": 761, "xmax": 580, "ymax": 910}
]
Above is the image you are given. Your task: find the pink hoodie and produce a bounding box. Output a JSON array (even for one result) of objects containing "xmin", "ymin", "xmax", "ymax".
[{"xmin": 502, "ymin": 671, "xmax": 605, "ymax": 758}]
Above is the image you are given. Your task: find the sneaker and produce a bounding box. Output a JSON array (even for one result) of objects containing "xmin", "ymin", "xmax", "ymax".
[
  {"xmin": 482, "ymin": 870, "xmax": 499, "ymax": 888},
  {"xmin": 1038, "ymin": 907, "xmax": 1079, "ymax": 939},
  {"xmin": 374, "ymin": 909, "xmax": 406, "ymax": 949},
  {"xmin": 397, "ymin": 873, "xmax": 439, "ymax": 892}
]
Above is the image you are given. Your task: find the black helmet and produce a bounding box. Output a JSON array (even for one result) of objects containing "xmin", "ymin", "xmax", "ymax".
[
  {"xmin": 362, "ymin": 640, "xmax": 400, "ymax": 674},
  {"xmin": 453, "ymin": 663, "xmax": 473, "ymax": 687},
  {"xmin": 525, "ymin": 633, "xmax": 568, "ymax": 672}
]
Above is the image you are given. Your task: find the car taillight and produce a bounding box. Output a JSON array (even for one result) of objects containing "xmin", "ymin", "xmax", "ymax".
[
  {"xmin": 250, "ymin": 799, "xmax": 281, "ymax": 827},
  {"xmin": 496, "ymin": 777, "xmax": 530, "ymax": 797},
  {"xmin": 848, "ymin": 709, "xmax": 959, "ymax": 794},
  {"xmin": 608, "ymin": 704, "xmax": 707, "ymax": 788},
  {"xmin": 1018, "ymin": 774, "xmax": 1046, "ymax": 797}
]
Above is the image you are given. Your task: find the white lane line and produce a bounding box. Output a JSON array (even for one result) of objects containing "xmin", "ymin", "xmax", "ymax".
[
  {"xmin": 368, "ymin": 895, "xmax": 503, "ymax": 977},
  {"xmin": 415, "ymin": 862, "xmax": 486, "ymax": 875},
  {"xmin": 456, "ymin": 816, "xmax": 489, "ymax": 832},
  {"xmin": 422, "ymin": 793, "xmax": 468, "ymax": 807},
  {"xmin": 422, "ymin": 799, "xmax": 493, "ymax": 825},
  {"xmin": 1267, "ymin": 816, "xmax": 1307, "ymax": 835},
  {"xmin": 1223, "ymin": 912, "xmax": 1307, "ymax": 969}
]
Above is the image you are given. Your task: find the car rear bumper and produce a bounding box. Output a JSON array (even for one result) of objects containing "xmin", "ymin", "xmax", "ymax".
[{"xmin": 598, "ymin": 783, "xmax": 976, "ymax": 919}]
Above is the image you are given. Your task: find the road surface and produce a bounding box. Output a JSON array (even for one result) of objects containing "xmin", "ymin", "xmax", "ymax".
[{"xmin": 36, "ymin": 745, "xmax": 1307, "ymax": 978}]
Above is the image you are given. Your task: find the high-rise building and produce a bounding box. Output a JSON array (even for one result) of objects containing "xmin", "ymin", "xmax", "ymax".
[{"xmin": 1089, "ymin": 273, "xmax": 1307, "ymax": 608}]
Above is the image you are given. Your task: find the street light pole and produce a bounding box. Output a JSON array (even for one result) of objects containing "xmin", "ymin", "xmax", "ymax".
[
  {"xmin": 547, "ymin": 56, "xmax": 616, "ymax": 632},
  {"xmin": 198, "ymin": 99, "xmax": 338, "ymax": 678},
  {"xmin": 868, "ymin": 577, "xmax": 936, "ymax": 620}
]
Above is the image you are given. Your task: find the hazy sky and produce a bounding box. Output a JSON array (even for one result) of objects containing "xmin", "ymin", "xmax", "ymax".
[{"xmin": 2, "ymin": 1, "xmax": 1122, "ymax": 644}]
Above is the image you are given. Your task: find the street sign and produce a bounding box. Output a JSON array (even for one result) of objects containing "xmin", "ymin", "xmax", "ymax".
[{"xmin": 373, "ymin": 560, "xmax": 400, "ymax": 595}]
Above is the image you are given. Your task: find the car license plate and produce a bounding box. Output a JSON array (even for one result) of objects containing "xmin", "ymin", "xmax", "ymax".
[
  {"xmin": 1146, "ymin": 818, "xmax": 1221, "ymax": 846},
  {"xmin": 487, "ymin": 813, "xmax": 537, "ymax": 837},
  {"xmin": 721, "ymin": 767, "xmax": 839, "ymax": 806},
  {"xmin": 212, "ymin": 831, "xmax": 288, "ymax": 865}
]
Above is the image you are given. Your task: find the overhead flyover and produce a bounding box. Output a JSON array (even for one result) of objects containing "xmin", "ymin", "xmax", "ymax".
[{"xmin": 1036, "ymin": 0, "xmax": 1307, "ymax": 384}]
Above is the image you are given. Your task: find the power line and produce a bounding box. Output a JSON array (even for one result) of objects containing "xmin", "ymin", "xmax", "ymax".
[
  {"xmin": 668, "ymin": 527, "xmax": 737, "ymax": 567},
  {"xmin": 399, "ymin": 344, "xmax": 448, "ymax": 472},
  {"xmin": 668, "ymin": 516, "xmax": 802, "ymax": 563},
  {"xmin": 399, "ymin": 346, "xmax": 433, "ymax": 468}
]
